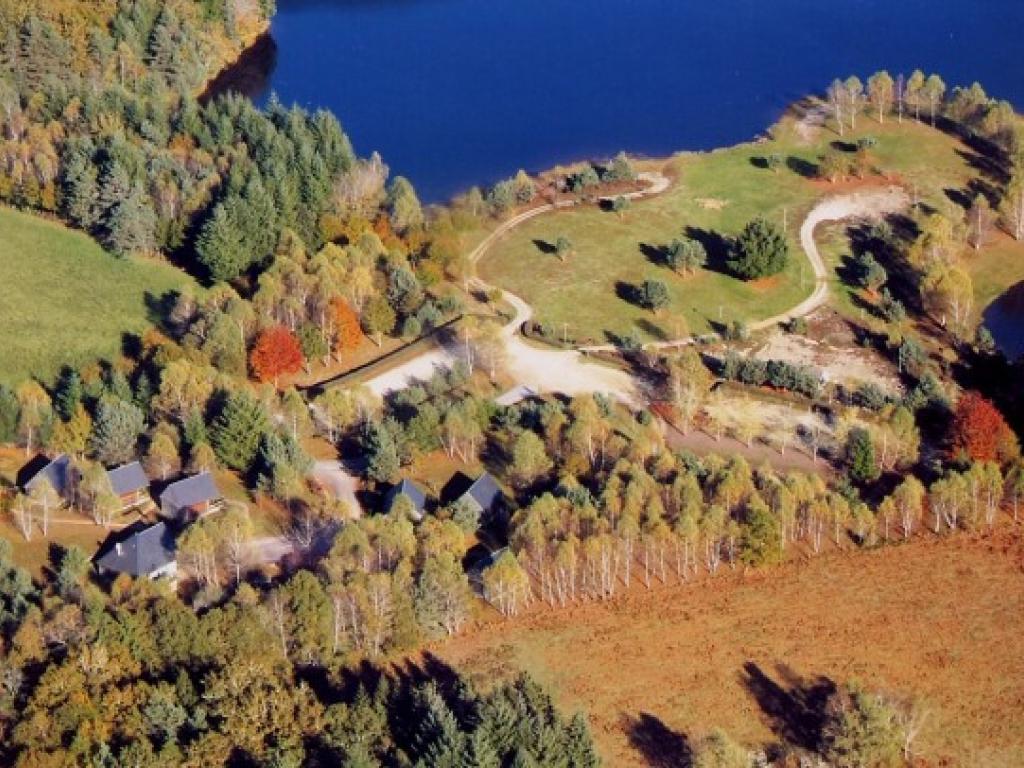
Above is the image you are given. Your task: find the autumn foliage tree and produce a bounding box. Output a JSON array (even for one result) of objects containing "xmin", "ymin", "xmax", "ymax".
[
  {"xmin": 331, "ymin": 298, "xmax": 363, "ymax": 359},
  {"xmin": 250, "ymin": 326, "xmax": 304, "ymax": 386},
  {"xmin": 948, "ymin": 391, "xmax": 1020, "ymax": 465}
]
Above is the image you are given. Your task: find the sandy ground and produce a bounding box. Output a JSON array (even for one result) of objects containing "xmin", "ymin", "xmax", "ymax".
[
  {"xmin": 752, "ymin": 330, "xmax": 903, "ymax": 392},
  {"xmin": 363, "ymin": 345, "xmax": 461, "ymax": 398}
]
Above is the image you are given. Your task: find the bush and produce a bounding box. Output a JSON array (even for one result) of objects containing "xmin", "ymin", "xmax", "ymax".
[
  {"xmin": 785, "ymin": 316, "xmax": 809, "ymax": 335},
  {"xmin": 635, "ymin": 279, "xmax": 670, "ymax": 312}
]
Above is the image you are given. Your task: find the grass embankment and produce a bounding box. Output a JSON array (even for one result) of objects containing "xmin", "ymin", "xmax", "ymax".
[
  {"xmin": 478, "ymin": 110, "xmax": 1024, "ymax": 344},
  {"xmin": 0, "ymin": 207, "xmax": 199, "ymax": 385},
  {"xmin": 434, "ymin": 528, "xmax": 1024, "ymax": 767}
]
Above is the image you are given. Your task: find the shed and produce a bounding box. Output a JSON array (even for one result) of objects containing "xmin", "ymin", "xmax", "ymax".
[
  {"xmin": 159, "ymin": 472, "xmax": 222, "ymax": 521},
  {"xmin": 385, "ymin": 478, "xmax": 427, "ymax": 520},
  {"xmin": 457, "ymin": 472, "xmax": 505, "ymax": 522},
  {"xmin": 106, "ymin": 461, "xmax": 150, "ymax": 510},
  {"xmin": 22, "ymin": 454, "xmax": 73, "ymax": 501}
]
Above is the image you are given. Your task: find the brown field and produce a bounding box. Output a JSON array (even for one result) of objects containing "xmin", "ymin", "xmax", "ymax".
[{"xmin": 432, "ymin": 529, "xmax": 1024, "ymax": 767}]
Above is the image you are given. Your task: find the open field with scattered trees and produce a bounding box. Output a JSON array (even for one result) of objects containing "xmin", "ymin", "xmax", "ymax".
[
  {"xmin": 436, "ymin": 528, "xmax": 1024, "ymax": 767},
  {"xmin": 478, "ymin": 103, "xmax": 1024, "ymax": 346},
  {"xmin": 3, "ymin": 2, "xmax": 1024, "ymax": 760}
]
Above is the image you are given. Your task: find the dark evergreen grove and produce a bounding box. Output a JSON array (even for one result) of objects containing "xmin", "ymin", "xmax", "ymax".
[{"xmin": 0, "ymin": 0, "xmax": 353, "ymax": 281}]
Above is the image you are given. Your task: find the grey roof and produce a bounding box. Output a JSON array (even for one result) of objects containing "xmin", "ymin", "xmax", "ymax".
[
  {"xmin": 106, "ymin": 461, "xmax": 149, "ymax": 496},
  {"xmin": 461, "ymin": 473, "xmax": 503, "ymax": 512},
  {"xmin": 385, "ymin": 478, "xmax": 427, "ymax": 514},
  {"xmin": 24, "ymin": 454, "xmax": 72, "ymax": 498},
  {"xmin": 95, "ymin": 522, "xmax": 175, "ymax": 577},
  {"xmin": 159, "ymin": 472, "xmax": 220, "ymax": 517}
]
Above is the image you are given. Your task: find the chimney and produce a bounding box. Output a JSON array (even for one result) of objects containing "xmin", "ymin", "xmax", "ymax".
[{"xmin": 115, "ymin": 543, "xmax": 122, "ymax": 556}]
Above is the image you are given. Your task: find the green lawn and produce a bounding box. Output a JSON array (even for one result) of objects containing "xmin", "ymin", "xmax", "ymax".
[
  {"xmin": 0, "ymin": 207, "xmax": 199, "ymax": 385},
  {"xmin": 476, "ymin": 109, "xmax": 1024, "ymax": 344}
]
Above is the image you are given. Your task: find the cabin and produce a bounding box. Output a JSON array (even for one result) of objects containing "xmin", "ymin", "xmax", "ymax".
[
  {"xmin": 385, "ymin": 478, "xmax": 427, "ymax": 520},
  {"xmin": 20, "ymin": 453, "xmax": 74, "ymax": 504},
  {"xmin": 159, "ymin": 472, "xmax": 223, "ymax": 522},
  {"xmin": 105, "ymin": 461, "xmax": 151, "ymax": 512},
  {"xmin": 456, "ymin": 472, "xmax": 506, "ymax": 524},
  {"xmin": 94, "ymin": 521, "xmax": 176, "ymax": 580}
]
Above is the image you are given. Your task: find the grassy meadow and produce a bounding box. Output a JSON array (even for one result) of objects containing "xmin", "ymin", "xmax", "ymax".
[
  {"xmin": 0, "ymin": 207, "xmax": 199, "ymax": 385},
  {"xmin": 477, "ymin": 107, "xmax": 1024, "ymax": 344}
]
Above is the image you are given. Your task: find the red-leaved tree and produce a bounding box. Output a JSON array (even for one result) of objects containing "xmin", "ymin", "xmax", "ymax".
[
  {"xmin": 250, "ymin": 326, "xmax": 304, "ymax": 386},
  {"xmin": 332, "ymin": 298, "xmax": 363, "ymax": 359},
  {"xmin": 949, "ymin": 391, "xmax": 1020, "ymax": 464}
]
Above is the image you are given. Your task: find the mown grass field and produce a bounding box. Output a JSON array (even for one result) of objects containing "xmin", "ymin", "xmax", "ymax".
[
  {"xmin": 477, "ymin": 109, "xmax": 1024, "ymax": 344},
  {"xmin": 434, "ymin": 529, "xmax": 1024, "ymax": 767},
  {"xmin": 0, "ymin": 207, "xmax": 199, "ymax": 385}
]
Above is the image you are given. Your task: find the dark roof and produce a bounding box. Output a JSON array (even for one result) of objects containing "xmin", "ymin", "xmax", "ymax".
[
  {"xmin": 23, "ymin": 454, "xmax": 72, "ymax": 498},
  {"xmin": 159, "ymin": 472, "xmax": 220, "ymax": 517},
  {"xmin": 385, "ymin": 478, "xmax": 427, "ymax": 514},
  {"xmin": 107, "ymin": 461, "xmax": 149, "ymax": 496},
  {"xmin": 461, "ymin": 473, "xmax": 503, "ymax": 512},
  {"xmin": 95, "ymin": 521, "xmax": 175, "ymax": 577}
]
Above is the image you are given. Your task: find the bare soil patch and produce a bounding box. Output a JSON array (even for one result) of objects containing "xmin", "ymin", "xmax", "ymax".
[{"xmin": 432, "ymin": 530, "xmax": 1024, "ymax": 767}]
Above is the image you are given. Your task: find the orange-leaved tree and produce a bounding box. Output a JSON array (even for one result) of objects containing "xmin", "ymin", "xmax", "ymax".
[
  {"xmin": 250, "ymin": 326, "xmax": 304, "ymax": 386},
  {"xmin": 332, "ymin": 298, "xmax": 363, "ymax": 359},
  {"xmin": 949, "ymin": 391, "xmax": 1020, "ymax": 464}
]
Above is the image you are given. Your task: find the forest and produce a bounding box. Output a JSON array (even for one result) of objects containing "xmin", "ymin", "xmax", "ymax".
[{"xmin": 1, "ymin": 2, "xmax": 1024, "ymax": 766}]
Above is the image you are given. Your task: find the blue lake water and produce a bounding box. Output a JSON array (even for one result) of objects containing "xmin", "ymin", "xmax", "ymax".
[{"xmin": 212, "ymin": 0, "xmax": 1024, "ymax": 203}]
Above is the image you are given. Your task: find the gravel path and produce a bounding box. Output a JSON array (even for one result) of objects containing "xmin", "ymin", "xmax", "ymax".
[
  {"xmin": 362, "ymin": 172, "xmax": 670, "ymax": 403},
  {"xmin": 361, "ymin": 179, "xmax": 907, "ymax": 407}
]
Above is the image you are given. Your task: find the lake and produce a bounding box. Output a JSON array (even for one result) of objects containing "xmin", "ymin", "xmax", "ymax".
[
  {"xmin": 984, "ymin": 282, "xmax": 1024, "ymax": 361},
  {"xmin": 210, "ymin": 0, "xmax": 1024, "ymax": 203}
]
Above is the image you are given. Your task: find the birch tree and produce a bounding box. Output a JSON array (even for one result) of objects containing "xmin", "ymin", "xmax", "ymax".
[{"xmin": 867, "ymin": 71, "xmax": 894, "ymax": 123}]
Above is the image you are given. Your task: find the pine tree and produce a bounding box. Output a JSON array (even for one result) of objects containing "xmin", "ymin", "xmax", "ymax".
[
  {"xmin": 364, "ymin": 421, "xmax": 400, "ymax": 483},
  {"xmin": 90, "ymin": 397, "xmax": 146, "ymax": 465},
  {"xmin": 412, "ymin": 684, "xmax": 465, "ymax": 768},
  {"xmin": 53, "ymin": 368, "xmax": 83, "ymax": 422},
  {"xmin": 210, "ymin": 392, "xmax": 271, "ymax": 471},
  {"xmin": 106, "ymin": 183, "xmax": 157, "ymax": 255},
  {"xmin": 564, "ymin": 713, "xmax": 601, "ymax": 768},
  {"xmin": 728, "ymin": 217, "xmax": 789, "ymax": 279},
  {"xmin": 460, "ymin": 727, "xmax": 501, "ymax": 768},
  {"xmin": 196, "ymin": 203, "xmax": 249, "ymax": 282}
]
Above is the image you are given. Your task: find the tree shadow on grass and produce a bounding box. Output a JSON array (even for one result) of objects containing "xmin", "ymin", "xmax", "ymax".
[
  {"xmin": 830, "ymin": 140, "xmax": 858, "ymax": 153},
  {"xmin": 623, "ymin": 712, "xmax": 692, "ymax": 768},
  {"xmin": 739, "ymin": 661, "xmax": 836, "ymax": 752},
  {"xmin": 615, "ymin": 280, "xmax": 640, "ymax": 306},
  {"xmin": 786, "ymin": 156, "xmax": 819, "ymax": 179},
  {"xmin": 682, "ymin": 226, "xmax": 731, "ymax": 275},
  {"xmin": 532, "ymin": 238, "xmax": 557, "ymax": 255},
  {"xmin": 635, "ymin": 317, "xmax": 669, "ymax": 341},
  {"xmin": 640, "ymin": 242, "xmax": 667, "ymax": 267}
]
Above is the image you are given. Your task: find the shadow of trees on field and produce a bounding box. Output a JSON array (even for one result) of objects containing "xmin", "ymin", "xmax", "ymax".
[
  {"xmin": 640, "ymin": 241, "xmax": 667, "ymax": 267},
  {"xmin": 624, "ymin": 712, "xmax": 692, "ymax": 768},
  {"xmin": 635, "ymin": 318, "xmax": 669, "ymax": 341},
  {"xmin": 739, "ymin": 662, "xmax": 836, "ymax": 752},
  {"xmin": 786, "ymin": 156, "xmax": 819, "ymax": 179},
  {"xmin": 532, "ymin": 238, "xmax": 557, "ymax": 255},
  {"xmin": 683, "ymin": 226, "xmax": 731, "ymax": 275}
]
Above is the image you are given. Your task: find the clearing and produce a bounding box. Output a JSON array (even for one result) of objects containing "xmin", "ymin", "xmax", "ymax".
[
  {"xmin": 433, "ymin": 529, "xmax": 1024, "ymax": 767},
  {"xmin": 477, "ymin": 109, "xmax": 1024, "ymax": 346},
  {"xmin": 0, "ymin": 207, "xmax": 199, "ymax": 385}
]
